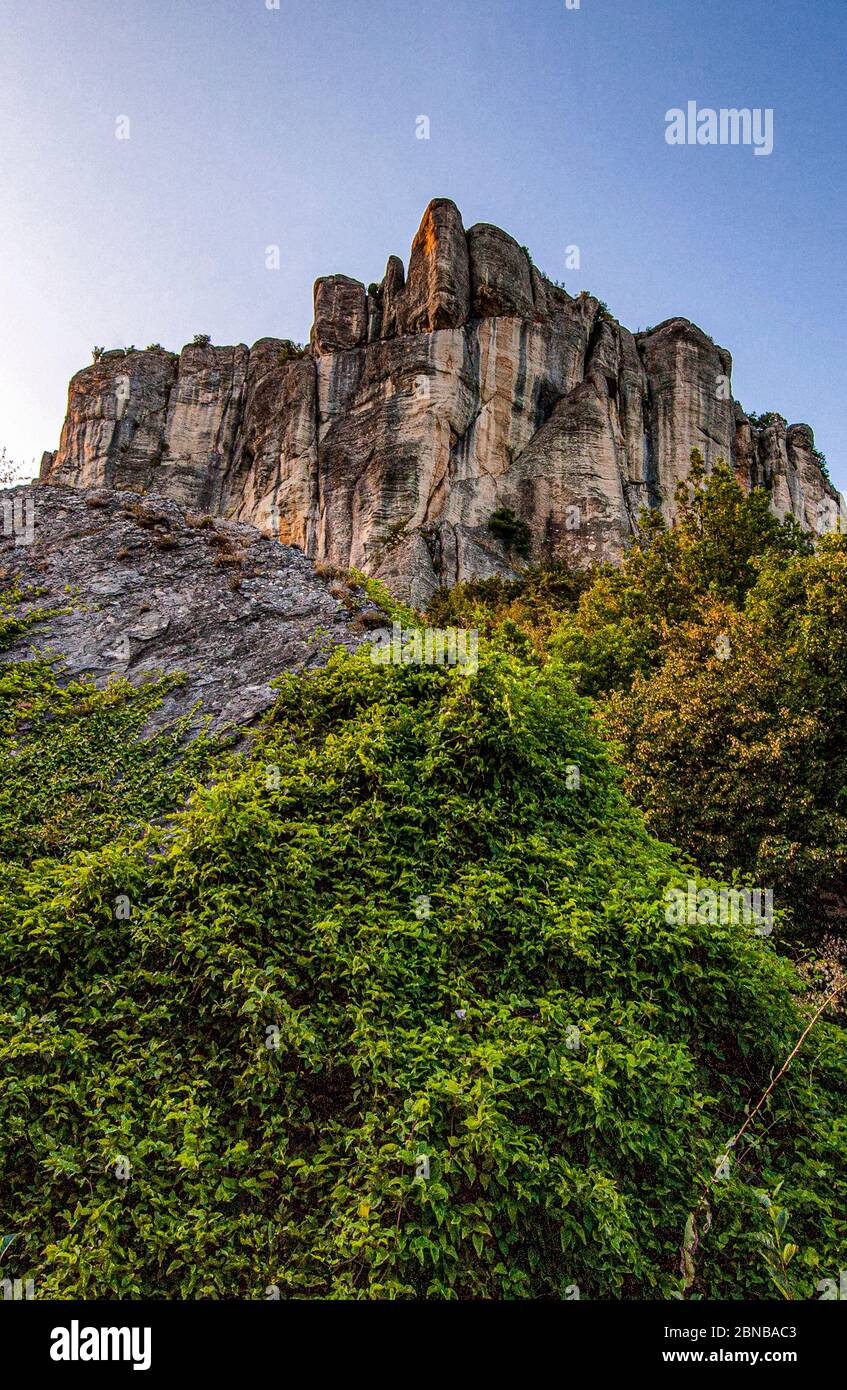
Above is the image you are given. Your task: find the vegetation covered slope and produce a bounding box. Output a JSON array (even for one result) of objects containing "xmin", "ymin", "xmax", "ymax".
[{"xmin": 1, "ymin": 576, "xmax": 845, "ymax": 1299}]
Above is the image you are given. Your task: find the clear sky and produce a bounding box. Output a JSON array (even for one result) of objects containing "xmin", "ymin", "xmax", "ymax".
[{"xmin": 1, "ymin": 0, "xmax": 845, "ymax": 487}]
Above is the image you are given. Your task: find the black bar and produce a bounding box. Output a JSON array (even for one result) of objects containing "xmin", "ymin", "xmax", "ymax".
[{"xmin": 1, "ymin": 1297, "xmax": 840, "ymax": 1378}]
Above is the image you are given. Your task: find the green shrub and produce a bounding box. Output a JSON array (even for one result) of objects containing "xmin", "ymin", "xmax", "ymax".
[
  {"xmin": 488, "ymin": 507, "xmax": 531, "ymax": 557},
  {"xmin": 278, "ymin": 340, "xmax": 306, "ymax": 363},
  {"xmin": 746, "ymin": 411, "xmax": 784, "ymax": 431},
  {"xmin": 441, "ymin": 461, "xmax": 842, "ymax": 936},
  {"xmin": 812, "ymin": 447, "xmax": 831, "ymax": 482},
  {"xmin": 1, "ymin": 638, "xmax": 845, "ymax": 1298}
]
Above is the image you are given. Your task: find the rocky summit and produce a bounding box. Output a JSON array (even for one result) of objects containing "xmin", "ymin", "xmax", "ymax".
[{"xmin": 40, "ymin": 198, "xmax": 844, "ymax": 606}]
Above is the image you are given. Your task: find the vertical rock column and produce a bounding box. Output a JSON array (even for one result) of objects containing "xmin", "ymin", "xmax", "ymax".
[
  {"xmin": 160, "ymin": 342, "xmax": 249, "ymax": 510},
  {"xmin": 637, "ymin": 319, "xmax": 736, "ymax": 518},
  {"xmin": 46, "ymin": 349, "xmax": 177, "ymax": 491}
]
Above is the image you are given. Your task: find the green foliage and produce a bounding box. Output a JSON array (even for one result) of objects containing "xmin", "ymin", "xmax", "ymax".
[
  {"xmin": 2, "ymin": 469, "xmax": 846, "ymax": 1300},
  {"xmin": 349, "ymin": 569, "xmax": 419, "ymax": 629},
  {"xmin": 278, "ymin": 340, "xmax": 306, "ymax": 362},
  {"xmin": 1, "ymin": 636, "xmax": 845, "ymax": 1298},
  {"xmin": 0, "ymin": 659, "xmax": 220, "ymax": 866},
  {"xmin": 746, "ymin": 411, "xmax": 784, "ymax": 431},
  {"xmin": 456, "ymin": 461, "xmax": 806, "ymax": 695},
  {"xmin": 488, "ymin": 507, "xmax": 531, "ymax": 557},
  {"xmin": 550, "ymin": 455, "xmax": 811, "ymax": 697},
  {"xmin": 427, "ymin": 566, "xmax": 591, "ymax": 656},
  {"xmin": 192, "ymin": 333, "xmax": 212, "ymax": 347},
  {"xmin": 603, "ymin": 533, "xmax": 847, "ymax": 932},
  {"xmin": 751, "ymin": 1187, "xmax": 801, "ymax": 1299},
  {"xmin": 812, "ymin": 447, "xmax": 831, "ymax": 482},
  {"xmin": 0, "ymin": 585, "xmax": 66, "ymax": 652},
  {"xmin": 434, "ymin": 461, "xmax": 841, "ymax": 935}
]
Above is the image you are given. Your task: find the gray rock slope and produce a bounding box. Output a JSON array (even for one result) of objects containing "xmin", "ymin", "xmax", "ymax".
[{"xmin": 0, "ymin": 485, "xmax": 381, "ymax": 732}]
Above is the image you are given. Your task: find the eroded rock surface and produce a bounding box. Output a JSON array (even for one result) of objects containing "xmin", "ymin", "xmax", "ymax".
[
  {"xmin": 42, "ymin": 199, "xmax": 844, "ymax": 603},
  {"xmin": 0, "ymin": 485, "xmax": 380, "ymax": 732}
]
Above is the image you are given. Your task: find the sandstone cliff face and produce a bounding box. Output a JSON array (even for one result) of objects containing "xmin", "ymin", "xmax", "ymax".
[
  {"xmin": 42, "ymin": 199, "xmax": 844, "ymax": 603},
  {"xmin": 637, "ymin": 318, "xmax": 736, "ymax": 520}
]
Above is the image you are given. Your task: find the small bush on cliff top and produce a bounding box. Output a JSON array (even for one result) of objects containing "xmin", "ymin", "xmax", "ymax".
[
  {"xmin": 812, "ymin": 446, "xmax": 831, "ymax": 481},
  {"xmin": 278, "ymin": 340, "xmax": 306, "ymax": 362},
  {"xmin": 1, "ymin": 623, "xmax": 845, "ymax": 1299}
]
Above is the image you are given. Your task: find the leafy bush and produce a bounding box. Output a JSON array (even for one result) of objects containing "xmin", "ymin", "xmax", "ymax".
[
  {"xmin": 0, "ymin": 590, "xmax": 220, "ymax": 863},
  {"xmin": 427, "ymin": 566, "xmax": 590, "ymax": 656},
  {"xmin": 278, "ymin": 340, "xmax": 306, "ymax": 363},
  {"xmin": 602, "ymin": 534, "xmax": 847, "ymax": 933},
  {"xmin": 436, "ymin": 460, "xmax": 844, "ymax": 937},
  {"xmin": 812, "ymin": 447, "xmax": 831, "ymax": 482},
  {"xmin": 1, "ymin": 633, "xmax": 845, "ymax": 1298},
  {"xmin": 746, "ymin": 411, "xmax": 784, "ymax": 431},
  {"xmin": 488, "ymin": 507, "xmax": 531, "ymax": 557},
  {"xmin": 549, "ymin": 455, "xmax": 810, "ymax": 697}
]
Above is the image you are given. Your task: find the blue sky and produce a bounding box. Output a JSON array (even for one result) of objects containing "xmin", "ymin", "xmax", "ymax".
[{"xmin": 1, "ymin": 0, "xmax": 845, "ymax": 487}]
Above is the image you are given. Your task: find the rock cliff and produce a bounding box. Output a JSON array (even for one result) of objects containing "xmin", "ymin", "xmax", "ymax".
[{"xmin": 41, "ymin": 199, "xmax": 844, "ymax": 605}]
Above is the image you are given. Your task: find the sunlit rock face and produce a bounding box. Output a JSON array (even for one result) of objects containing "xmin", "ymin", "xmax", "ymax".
[{"xmin": 43, "ymin": 198, "xmax": 844, "ymax": 603}]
